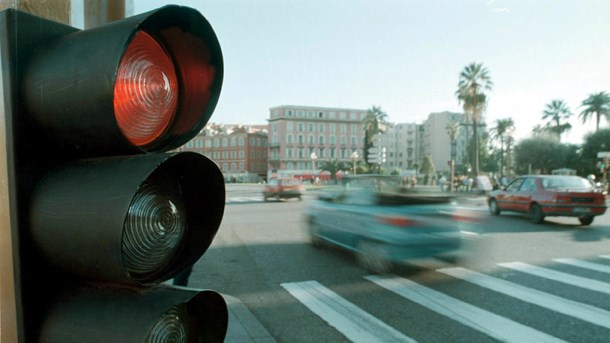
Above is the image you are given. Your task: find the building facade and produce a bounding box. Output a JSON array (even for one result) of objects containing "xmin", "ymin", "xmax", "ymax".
[
  {"xmin": 421, "ymin": 111, "xmax": 471, "ymax": 173},
  {"xmin": 178, "ymin": 124, "xmax": 268, "ymax": 182},
  {"xmin": 375, "ymin": 123, "xmax": 423, "ymax": 173},
  {"xmin": 268, "ymin": 105, "xmax": 367, "ymax": 178}
]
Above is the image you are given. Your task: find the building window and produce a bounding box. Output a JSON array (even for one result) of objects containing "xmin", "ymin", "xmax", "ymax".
[
  {"xmin": 308, "ymin": 123, "xmax": 314, "ymax": 132},
  {"xmin": 330, "ymin": 135, "xmax": 336, "ymax": 145},
  {"xmin": 318, "ymin": 123, "xmax": 325, "ymax": 132},
  {"xmin": 298, "ymin": 123, "xmax": 304, "ymax": 132},
  {"xmin": 330, "ymin": 124, "xmax": 335, "ymax": 133},
  {"xmin": 287, "ymin": 122, "xmax": 293, "ymax": 131},
  {"xmin": 287, "ymin": 134, "xmax": 293, "ymax": 144},
  {"xmin": 298, "ymin": 135, "xmax": 304, "ymax": 144},
  {"xmin": 222, "ymin": 138, "xmax": 228, "ymax": 147},
  {"xmin": 308, "ymin": 135, "xmax": 314, "ymax": 144},
  {"xmin": 329, "ymin": 111, "xmax": 336, "ymax": 119},
  {"xmin": 318, "ymin": 135, "xmax": 325, "ymax": 144},
  {"xmin": 340, "ymin": 124, "xmax": 347, "ymax": 133},
  {"xmin": 238, "ymin": 137, "xmax": 244, "ymax": 146}
]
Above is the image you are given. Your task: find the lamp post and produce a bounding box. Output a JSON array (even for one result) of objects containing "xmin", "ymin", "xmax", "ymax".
[
  {"xmin": 351, "ymin": 151, "xmax": 358, "ymax": 174},
  {"xmin": 310, "ymin": 152, "xmax": 318, "ymax": 176}
]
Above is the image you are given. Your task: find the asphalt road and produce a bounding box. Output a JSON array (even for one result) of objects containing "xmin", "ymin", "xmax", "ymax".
[{"xmin": 191, "ymin": 184, "xmax": 610, "ymax": 343}]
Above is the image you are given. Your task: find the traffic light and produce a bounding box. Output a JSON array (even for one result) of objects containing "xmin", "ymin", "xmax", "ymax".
[{"xmin": 1, "ymin": 5, "xmax": 227, "ymax": 342}]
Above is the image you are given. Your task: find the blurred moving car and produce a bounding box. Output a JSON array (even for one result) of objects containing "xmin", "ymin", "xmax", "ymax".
[
  {"xmin": 487, "ymin": 175, "xmax": 607, "ymax": 225},
  {"xmin": 263, "ymin": 177, "xmax": 305, "ymax": 201},
  {"xmin": 304, "ymin": 175, "xmax": 470, "ymax": 273}
]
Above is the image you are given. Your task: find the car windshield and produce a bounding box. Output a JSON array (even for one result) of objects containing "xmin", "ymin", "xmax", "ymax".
[{"xmin": 132, "ymin": 2, "xmax": 610, "ymax": 342}]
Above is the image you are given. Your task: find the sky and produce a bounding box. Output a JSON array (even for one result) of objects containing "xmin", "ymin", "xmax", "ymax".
[{"xmin": 134, "ymin": 0, "xmax": 610, "ymax": 144}]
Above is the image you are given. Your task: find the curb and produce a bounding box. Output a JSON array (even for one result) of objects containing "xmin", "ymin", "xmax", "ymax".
[{"xmin": 223, "ymin": 295, "xmax": 276, "ymax": 343}]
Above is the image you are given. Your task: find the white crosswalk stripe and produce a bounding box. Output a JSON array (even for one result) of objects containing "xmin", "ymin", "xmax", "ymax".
[
  {"xmin": 365, "ymin": 274, "xmax": 567, "ymax": 343},
  {"xmin": 499, "ymin": 261, "xmax": 610, "ymax": 295},
  {"xmin": 438, "ymin": 267, "xmax": 610, "ymax": 329},
  {"xmin": 226, "ymin": 196, "xmax": 264, "ymax": 203},
  {"xmin": 281, "ymin": 281, "xmax": 416, "ymax": 343},
  {"xmin": 552, "ymin": 258, "xmax": 610, "ymax": 274},
  {"xmin": 281, "ymin": 256, "xmax": 610, "ymax": 343}
]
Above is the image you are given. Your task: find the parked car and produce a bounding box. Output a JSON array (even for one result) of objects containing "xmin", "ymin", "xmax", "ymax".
[
  {"xmin": 304, "ymin": 175, "xmax": 472, "ymax": 273},
  {"xmin": 263, "ymin": 177, "xmax": 305, "ymax": 201},
  {"xmin": 487, "ymin": 175, "xmax": 607, "ymax": 225}
]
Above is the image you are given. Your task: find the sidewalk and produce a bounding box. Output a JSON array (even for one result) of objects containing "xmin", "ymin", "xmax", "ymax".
[{"xmin": 223, "ymin": 295, "xmax": 276, "ymax": 343}]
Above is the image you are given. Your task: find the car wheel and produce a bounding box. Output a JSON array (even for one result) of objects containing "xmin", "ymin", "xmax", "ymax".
[
  {"xmin": 578, "ymin": 216, "xmax": 594, "ymax": 226},
  {"xmin": 530, "ymin": 204, "xmax": 544, "ymax": 224},
  {"xmin": 356, "ymin": 240, "xmax": 392, "ymax": 274},
  {"xmin": 489, "ymin": 199, "xmax": 501, "ymax": 215}
]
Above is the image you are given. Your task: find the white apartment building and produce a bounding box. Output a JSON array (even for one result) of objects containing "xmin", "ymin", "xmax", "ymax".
[
  {"xmin": 374, "ymin": 123, "xmax": 423, "ymax": 173},
  {"xmin": 422, "ymin": 111, "xmax": 471, "ymax": 173}
]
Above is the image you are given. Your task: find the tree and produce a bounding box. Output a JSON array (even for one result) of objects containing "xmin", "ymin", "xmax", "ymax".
[
  {"xmin": 418, "ymin": 155, "xmax": 436, "ymax": 185},
  {"xmin": 489, "ymin": 118, "xmax": 515, "ymax": 177},
  {"xmin": 318, "ymin": 159, "xmax": 348, "ymax": 183},
  {"xmin": 456, "ymin": 62, "xmax": 493, "ymax": 177},
  {"xmin": 579, "ymin": 91, "xmax": 610, "ymax": 131},
  {"xmin": 363, "ymin": 106, "xmax": 388, "ymax": 169},
  {"xmin": 542, "ymin": 99, "xmax": 572, "ymax": 141},
  {"xmin": 514, "ymin": 137, "xmax": 579, "ymax": 175},
  {"xmin": 580, "ymin": 128, "xmax": 610, "ymax": 177}
]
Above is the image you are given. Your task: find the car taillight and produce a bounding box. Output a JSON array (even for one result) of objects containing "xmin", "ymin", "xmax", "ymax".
[
  {"xmin": 114, "ymin": 31, "xmax": 179, "ymax": 147},
  {"xmin": 377, "ymin": 215, "xmax": 418, "ymax": 227}
]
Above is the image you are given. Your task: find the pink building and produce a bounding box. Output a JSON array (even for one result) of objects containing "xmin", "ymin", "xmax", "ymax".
[{"xmin": 268, "ymin": 105, "xmax": 367, "ymax": 179}]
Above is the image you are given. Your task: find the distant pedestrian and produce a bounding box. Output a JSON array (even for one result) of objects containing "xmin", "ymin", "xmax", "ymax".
[{"xmin": 439, "ymin": 175, "xmax": 447, "ymax": 192}]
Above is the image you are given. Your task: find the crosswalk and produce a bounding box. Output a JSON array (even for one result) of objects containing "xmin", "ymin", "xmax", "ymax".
[
  {"xmin": 226, "ymin": 196, "xmax": 264, "ymax": 204},
  {"xmin": 281, "ymin": 255, "xmax": 610, "ymax": 343}
]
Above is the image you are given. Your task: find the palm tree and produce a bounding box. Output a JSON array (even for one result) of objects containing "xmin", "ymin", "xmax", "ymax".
[
  {"xmin": 542, "ymin": 100, "xmax": 572, "ymax": 141},
  {"xmin": 456, "ymin": 62, "xmax": 493, "ymax": 177},
  {"xmin": 579, "ymin": 91, "xmax": 610, "ymax": 131},
  {"xmin": 362, "ymin": 106, "xmax": 388, "ymax": 168},
  {"xmin": 489, "ymin": 118, "xmax": 515, "ymax": 177},
  {"xmin": 318, "ymin": 159, "xmax": 348, "ymax": 183}
]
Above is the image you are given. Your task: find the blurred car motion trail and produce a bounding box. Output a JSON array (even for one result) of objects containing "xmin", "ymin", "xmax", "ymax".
[{"xmin": 304, "ymin": 175, "xmax": 477, "ymax": 273}]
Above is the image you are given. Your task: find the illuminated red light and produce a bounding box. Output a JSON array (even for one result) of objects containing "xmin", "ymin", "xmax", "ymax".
[{"xmin": 114, "ymin": 31, "xmax": 179, "ymax": 147}]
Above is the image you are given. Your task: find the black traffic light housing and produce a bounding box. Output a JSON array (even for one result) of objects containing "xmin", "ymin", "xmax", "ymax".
[{"xmin": 2, "ymin": 5, "xmax": 227, "ymax": 342}]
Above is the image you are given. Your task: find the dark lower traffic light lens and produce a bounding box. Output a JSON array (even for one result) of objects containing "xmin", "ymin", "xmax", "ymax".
[
  {"xmin": 146, "ymin": 305, "xmax": 189, "ymax": 343},
  {"xmin": 123, "ymin": 171, "xmax": 187, "ymax": 283}
]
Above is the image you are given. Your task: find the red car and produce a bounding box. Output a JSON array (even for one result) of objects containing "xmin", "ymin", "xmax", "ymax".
[
  {"xmin": 487, "ymin": 175, "xmax": 606, "ymax": 225},
  {"xmin": 263, "ymin": 177, "xmax": 305, "ymax": 201}
]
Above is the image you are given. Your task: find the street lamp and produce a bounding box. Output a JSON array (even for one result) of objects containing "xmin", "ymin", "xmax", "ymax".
[
  {"xmin": 310, "ymin": 152, "xmax": 318, "ymax": 175},
  {"xmin": 351, "ymin": 151, "xmax": 359, "ymax": 174}
]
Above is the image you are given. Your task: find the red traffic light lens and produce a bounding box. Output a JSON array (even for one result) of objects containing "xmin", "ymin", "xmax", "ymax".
[
  {"xmin": 122, "ymin": 171, "xmax": 187, "ymax": 283},
  {"xmin": 114, "ymin": 31, "xmax": 179, "ymax": 147}
]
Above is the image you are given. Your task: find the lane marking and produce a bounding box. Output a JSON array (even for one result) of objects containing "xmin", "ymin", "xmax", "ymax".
[
  {"xmin": 281, "ymin": 281, "xmax": 416, "ymax": 343},
  {"xmin": 438, "ymin": 267, "xmax": 610, "ymax": 329},
  {"xmin": 499, "ymin": 262, "xmax": 610, "ymax": 295},
  {"xmin": 365, "ymin": 275, "xmax": 566, "ymax": 343},
  {"xmin": 553, "ymin": 258, "xmax": 610, "ymax": 275}
]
